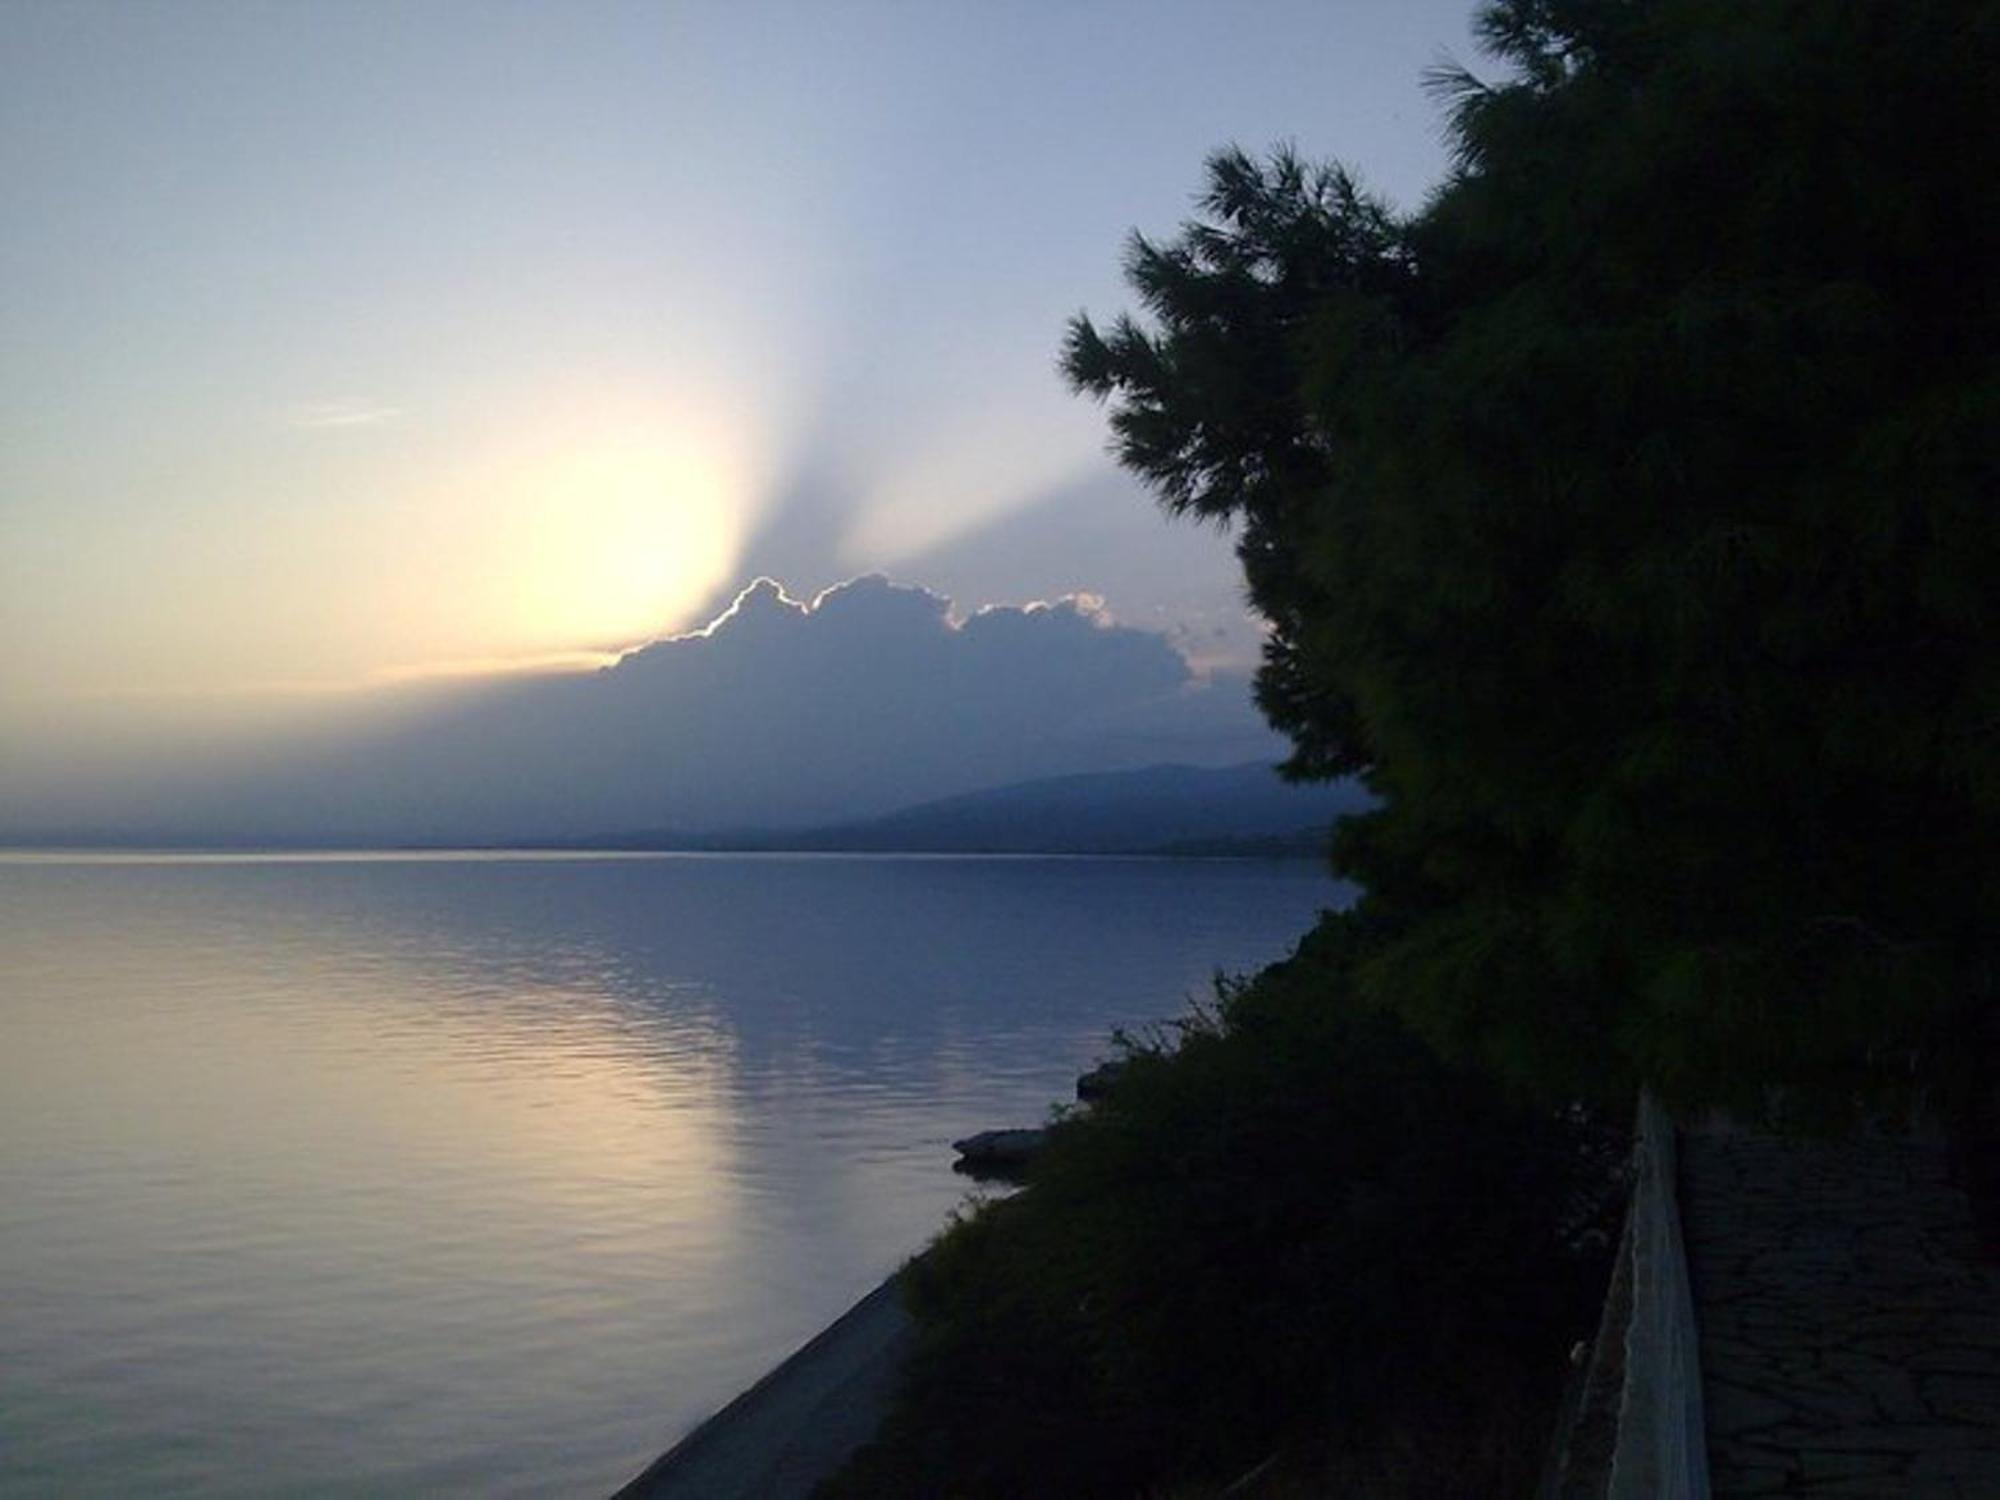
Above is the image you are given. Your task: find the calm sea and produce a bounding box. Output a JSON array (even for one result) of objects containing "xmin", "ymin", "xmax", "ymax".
[{"xmin": 0, "ymin": 852, "xmax": 1341, "ymax": 1498}]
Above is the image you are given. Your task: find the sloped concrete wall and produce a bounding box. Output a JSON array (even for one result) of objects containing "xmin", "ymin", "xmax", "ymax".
[{"xmin": 1607, "ymin": 1091, "xmax": 1710, "ymax": 1500}]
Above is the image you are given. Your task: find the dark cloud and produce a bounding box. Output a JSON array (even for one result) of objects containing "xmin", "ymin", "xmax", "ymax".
[{"xmin": 73, "ymin": 576, "xmax": 1283, "ymax": 842}]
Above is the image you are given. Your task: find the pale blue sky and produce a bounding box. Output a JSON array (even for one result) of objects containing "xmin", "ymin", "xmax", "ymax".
[{"xmin": 2, "ymin": 0, "xmax": 1481, "ymax": 761}]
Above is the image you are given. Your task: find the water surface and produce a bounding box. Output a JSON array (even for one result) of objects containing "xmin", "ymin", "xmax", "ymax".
[{"xmin": 0, "ymin": 852, "xmax": 1341, "ymax": 1497}]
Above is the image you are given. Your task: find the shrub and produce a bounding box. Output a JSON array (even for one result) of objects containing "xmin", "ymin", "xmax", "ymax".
[{"xmin": 822, "ymin": 919, "xmax": 1623, "ymax": 1498}]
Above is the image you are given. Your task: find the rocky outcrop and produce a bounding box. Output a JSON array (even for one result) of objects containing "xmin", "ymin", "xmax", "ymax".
[{"xmin": 950, "ymin": 1128, "xmax": 1048, "ymax": 1180}]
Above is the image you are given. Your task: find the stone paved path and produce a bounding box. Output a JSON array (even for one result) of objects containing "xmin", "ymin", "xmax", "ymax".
[{"xmin": 1681, "ymin": 1127, "xmax": 2000, "ymax": 1497}]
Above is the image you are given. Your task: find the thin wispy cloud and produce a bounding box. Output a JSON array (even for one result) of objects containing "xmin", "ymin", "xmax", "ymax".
[
  {"xmin": 72, "ymin": 649, "xmax": 616, "ymax": 702},
  {"xmin": 369, "ymin": 649, "xmax": 621, "ymax": 685},
  {"xmin": 282, "ymin": 399, "xmax": 405, "ymax": 430}
]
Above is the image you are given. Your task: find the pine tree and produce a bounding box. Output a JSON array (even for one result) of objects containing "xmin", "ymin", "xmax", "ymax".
[{"xmin": 1066, "ymin": 0, "xmax": 1999, "ymax": 1121}]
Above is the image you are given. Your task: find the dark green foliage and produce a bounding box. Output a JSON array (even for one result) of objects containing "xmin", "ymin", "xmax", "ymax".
[
  {"xmin": 822, "ymin": 937, "xmax": 1620, "ymax": 1498},
  {"xmin": 1062, "ymin": 149, "xmax": 1408, "ymax": 783},
  {"xmin": 1066, "ymin": 0, "xmax": 1999, "ymax": 1122}
]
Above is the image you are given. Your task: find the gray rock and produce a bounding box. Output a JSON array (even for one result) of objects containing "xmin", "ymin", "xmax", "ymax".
[{"xmin": 951, "ymin": 1128, "xmax": 1048, "ymax": 1180}]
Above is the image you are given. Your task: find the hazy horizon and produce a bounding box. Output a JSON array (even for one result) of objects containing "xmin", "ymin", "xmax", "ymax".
[{"xmin": 1, "ymin": 572, "xmax": 1308, "ymax": 845}]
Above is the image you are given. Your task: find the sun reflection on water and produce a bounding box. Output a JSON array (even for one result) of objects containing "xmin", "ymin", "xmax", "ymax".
[{"xmin": 0, "ymin": 853, "xmax": 1343, "ymax": 1496}]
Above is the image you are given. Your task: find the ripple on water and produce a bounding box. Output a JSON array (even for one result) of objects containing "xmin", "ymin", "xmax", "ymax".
[{"xmin": 0, "ymin": 853, "xmax": 1344, "ymax": 1497}]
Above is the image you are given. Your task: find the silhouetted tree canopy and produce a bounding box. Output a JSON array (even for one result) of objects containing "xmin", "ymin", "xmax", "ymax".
[{"xmin": 1066, "ymin": 0, "xmax": 1998, "ymax": 1120}]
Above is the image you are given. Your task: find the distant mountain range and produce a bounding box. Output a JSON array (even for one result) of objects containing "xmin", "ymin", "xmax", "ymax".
[
  {"xmin": 9, "ymin": 761, "xmax": 1369, "ymax": 858},
  {"xmin": 563, "ymin": 762, "xmax": 1371, "ymax": 857}
]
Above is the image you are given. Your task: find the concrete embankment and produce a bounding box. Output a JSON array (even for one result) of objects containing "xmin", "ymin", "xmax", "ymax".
[
  {"xmin": 615, "ymin": 1093, "xmax": 1085, "ymax": 1497},
  {"xmin": 611, "ymin": 1275, "xmax": 913, "ymax": 1500}
]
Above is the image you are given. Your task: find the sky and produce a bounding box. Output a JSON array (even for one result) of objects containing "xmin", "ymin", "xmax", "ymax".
[{"xmin": 1, "ymin": 0, "xmax": 1485, "ymax": 833}]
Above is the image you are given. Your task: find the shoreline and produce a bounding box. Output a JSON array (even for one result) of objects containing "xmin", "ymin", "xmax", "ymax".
[{"xmin": 610, "ymin": 1274, "xmax": 913, "ymax": 1500}]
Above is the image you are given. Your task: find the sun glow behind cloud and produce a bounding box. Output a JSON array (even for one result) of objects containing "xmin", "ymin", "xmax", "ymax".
[
  {"xmin": 320, "ymin": 382, "xmax": 770, "ymax": 694},
  {"xmin": 471, "ymin": 412, "xmax": 750, "ymax": 654},
  {"xmin": 0, "ymin": 380, "xmax": 767, "ymax": 753}
]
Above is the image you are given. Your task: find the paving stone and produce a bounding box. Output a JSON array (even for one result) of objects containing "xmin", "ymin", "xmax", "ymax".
[
  {"xmin": 1919, "ymin": 1373, "xmax": 2000, "ymax": 1424},
  {"xmin": 1681, "ymin": 1128, "xmax": 2000, "ymax": 1500},
  {"xmin": 1709, "ymin": 1459, "xmax": 1794, "ymax": 1494},
  {"xmin": 1780, "ymin": 1385, "xmax": 1890, "ymax": 1427},
  {"xmin": 1705, "ymin": 1380, "xmax": 1800, "ymax": 1432},
  {"xmin": 1855, "ymin": 1366, "xmax": 1933, "ymax": 1423},
  {"xmin": 1798, "ymin": 1448, "xmax": 1908, "ymax": 1479},
  {"xmin": 1907, "ymin": 1448, "xmax": 2000, "ymax": 1482},
  {"xmin": 1810, "ymin": 1423, "xmax": 1990, "ymax": 1453}
]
